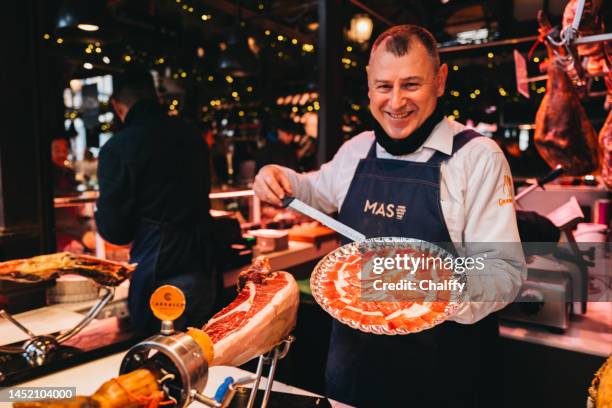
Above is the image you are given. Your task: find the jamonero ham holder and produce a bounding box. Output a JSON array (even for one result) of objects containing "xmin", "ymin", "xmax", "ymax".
[{"xmin": 13, "ymin": 256, "xmax": 301, "ymax": 408}]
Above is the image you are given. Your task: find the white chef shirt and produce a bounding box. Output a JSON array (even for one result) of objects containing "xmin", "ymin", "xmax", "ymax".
[{"xmin": 273, "ymin": 117, "xmax": 526, "ymax": 324}]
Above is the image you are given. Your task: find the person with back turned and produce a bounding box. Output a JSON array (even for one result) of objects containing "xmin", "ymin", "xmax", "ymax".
[
  {"xmin": 252, "ymin": 25, "xmax": 525, "ymax": 407},
  {"xmin": 95, "ymin": 69, "xmax": 215, "ymax": 335}
]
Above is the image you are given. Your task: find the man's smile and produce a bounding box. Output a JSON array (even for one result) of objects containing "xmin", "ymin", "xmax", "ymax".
[{"xmin": 385, "ymin": 110, "xmax": 415, "ymax": 120}]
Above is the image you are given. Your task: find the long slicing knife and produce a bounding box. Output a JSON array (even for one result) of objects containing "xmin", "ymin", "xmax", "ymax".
[{"xmin": 282, "ymin": 196, "xmax": 367, "ymax": 242}]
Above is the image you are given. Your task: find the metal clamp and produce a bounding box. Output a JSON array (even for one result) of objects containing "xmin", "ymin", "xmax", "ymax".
[
  {"xmin": 0, "ymin": 286, "xmax": 115, "ymax": 366},
  {"xmin": 191, "ymin": 335, "xmax": 296, "ymax": 408}
]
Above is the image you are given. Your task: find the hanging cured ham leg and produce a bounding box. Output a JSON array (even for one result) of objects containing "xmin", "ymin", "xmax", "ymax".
[
  {"xmin": 534, "ymin": 12, "xmax": 600, "ymax": 175},
  {"xmin": 600, "ymin": 111, "xmax": 612, "ymax": 189}
]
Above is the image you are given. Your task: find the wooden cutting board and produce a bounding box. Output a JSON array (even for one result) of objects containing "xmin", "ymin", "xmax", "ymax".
[{"xmin": 288, "ymin": 225, "xmax": 338, "ymax": 246}]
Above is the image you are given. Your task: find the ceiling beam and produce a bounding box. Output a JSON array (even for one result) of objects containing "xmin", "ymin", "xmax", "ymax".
[{"xmin": 197, "ymin": 0, "xmax": 316, "ymax": 43}]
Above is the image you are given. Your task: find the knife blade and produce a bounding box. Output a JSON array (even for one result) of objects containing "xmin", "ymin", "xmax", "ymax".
[{"xmin": 282, "ymin": 197, "xmax": 367, "ymax": 242}]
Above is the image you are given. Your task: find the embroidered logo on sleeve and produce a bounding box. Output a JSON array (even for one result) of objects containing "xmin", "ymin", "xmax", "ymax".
[{"xmin": 498, "ymin": 175, "xmax": 514, "ymax": 206}]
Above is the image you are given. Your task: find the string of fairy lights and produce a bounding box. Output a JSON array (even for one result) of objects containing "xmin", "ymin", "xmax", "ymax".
[{"xmin": 42, "ymin": 0, "xmax": 551, "ymax": 137}]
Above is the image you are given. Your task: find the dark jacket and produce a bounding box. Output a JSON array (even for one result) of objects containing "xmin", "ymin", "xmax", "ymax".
[{"xmin": 95, "ymin": 99, "xmax": 214, "ymax": 334}]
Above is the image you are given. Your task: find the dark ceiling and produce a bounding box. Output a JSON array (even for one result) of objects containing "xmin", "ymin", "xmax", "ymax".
[{"xmin": 41, "ymin": 0, "xmax": 611, "ymax": 133}]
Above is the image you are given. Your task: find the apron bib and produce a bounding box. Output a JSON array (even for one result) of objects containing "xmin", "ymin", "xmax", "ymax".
[{"xmin": 326, "ymin": 130, "xmax": 500, "ymax": 407}]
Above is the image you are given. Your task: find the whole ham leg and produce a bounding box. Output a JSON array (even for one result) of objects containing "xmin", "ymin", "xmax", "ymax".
[
  {"xmin": 203, "ymin": 257, "xmax": 299, "ymax": 366},
  {"xmin": 534, "ymin": 12, "xmax": 600, "ymax": 175},
  {"xmin": 600, "ymin": 111, "xmax": 612, "ymax": 188}
]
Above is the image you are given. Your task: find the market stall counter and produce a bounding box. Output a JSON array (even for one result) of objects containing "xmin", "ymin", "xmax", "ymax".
[{"xmin": 2, "ymin": 352, "xmax": 340, "ymax": 408}]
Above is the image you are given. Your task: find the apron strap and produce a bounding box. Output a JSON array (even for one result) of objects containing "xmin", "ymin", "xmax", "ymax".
[
  {"xmin": 366, "ymin": 140, "xmax": 377, "ymax": 158},
  {"xmin": 427, "ymin": 129, "xmax": 483, "ymax": 165}
]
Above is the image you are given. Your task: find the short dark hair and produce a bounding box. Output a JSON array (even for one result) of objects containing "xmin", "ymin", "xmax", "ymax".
[
  {"xmin": 111, "ymin": 68, "xmax": 157, "ymax": 107},
  {"xmin": 370, "ymin": 25, "xmax": 440, "ymax": 70}
]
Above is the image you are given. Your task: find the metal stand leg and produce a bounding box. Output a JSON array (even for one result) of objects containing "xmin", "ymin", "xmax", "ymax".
[
  {"xmin": 245, "ymin": 336, "xmax": 295, "ymax": 408},
  {"xmin": 246, "ymin": 353, "xmax": 266, "ymax": 408},
  {"xmin": 261, "ymin": 348, "xmax": 280, "ymax": 408}
]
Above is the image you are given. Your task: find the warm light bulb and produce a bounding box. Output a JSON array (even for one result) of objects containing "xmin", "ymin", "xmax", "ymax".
[
  {"xmin": 78, "ymin": 24, "xmax": 99, "ymax": 32},
  {"xmin": 348, "ymin": 14, "xmax": 373, "ymax": 43}
]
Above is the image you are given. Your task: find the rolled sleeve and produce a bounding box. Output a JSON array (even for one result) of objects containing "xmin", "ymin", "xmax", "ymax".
[
  {"xmin": 450, "ymin": 149, "xmax": 526, "ymax": 324},
  {"xmin": 95, "ymin": 145, "xmax": 137, "ymax": 245}
]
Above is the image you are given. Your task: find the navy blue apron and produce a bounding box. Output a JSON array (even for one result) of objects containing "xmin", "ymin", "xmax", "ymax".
[
  {"xmin": 128, "ymin": 214, "xmax": 215, "ymax": 335},
  {"xmin": 326, "ymin": 130, "xmax": 500, "ymax": 407}
]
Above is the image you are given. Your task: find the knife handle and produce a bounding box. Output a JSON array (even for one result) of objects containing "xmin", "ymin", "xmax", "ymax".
[{"xmin": 281, "ymin": 196, "xmax": 295, "ymax": 208}]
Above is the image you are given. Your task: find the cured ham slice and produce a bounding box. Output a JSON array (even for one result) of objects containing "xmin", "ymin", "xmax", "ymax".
[
  {"xmin": 0, "ymin": 252, "xmax": 135, "ymax": 286},
  {"xmin": 600, "ymin": 111, "xmax": 612, "ymax": 189},
  {"xmin": 203, "ymin": 257, "xmax": 299, "ymax": 366},
  {"xmin": 534, "ymin": 12, "xmax": 600, "ymax": 175}
]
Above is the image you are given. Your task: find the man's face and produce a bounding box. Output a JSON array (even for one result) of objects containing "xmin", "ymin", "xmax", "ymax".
[
  {"xmin": 51, "ymin": 139, "xmax": 69, "ymax": 167},
  {"xmin": 368, "ymin": 40, "xmax": 448, "ymax": 139},
  {"xmin": 277, "ymin": 129, "xmax": 294, "ymax": 145}
]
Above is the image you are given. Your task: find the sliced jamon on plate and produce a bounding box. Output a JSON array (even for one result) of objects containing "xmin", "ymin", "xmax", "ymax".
[{"xmin": 310, "ymin": 238, "xmax": 465, "ymax": 335}]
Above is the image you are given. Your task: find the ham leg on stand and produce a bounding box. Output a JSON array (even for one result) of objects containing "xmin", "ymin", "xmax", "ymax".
[
  {"xmin": 202, "ymin": 256, "xmax": 299, "ymax": 367},
  {"xmin": 13, "ymin": 257, "xmax": 299, "ymax": 408},
  {"xmin": 534, "ymin": 11, "xmax": 600, "ymax": 175}
]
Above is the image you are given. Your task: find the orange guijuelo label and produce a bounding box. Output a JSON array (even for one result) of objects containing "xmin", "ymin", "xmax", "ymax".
[{"xmin": 149, "ymin": 285, "xmax": 186, "ymax": 321}]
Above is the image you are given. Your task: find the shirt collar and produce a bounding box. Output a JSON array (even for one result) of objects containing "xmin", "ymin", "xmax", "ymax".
[
  {"xmin": 375, "ymin": 116, "xmax": 464, "ymax": 157},
  {"xmin": 420, "ymin": 116, "xmax": 456, "ymax": 155}
]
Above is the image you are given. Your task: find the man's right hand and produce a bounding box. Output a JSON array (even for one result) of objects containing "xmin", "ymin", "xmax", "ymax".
[{"xmin": 253, "ymin": 165, "xmax": 294, "ymax": 206}]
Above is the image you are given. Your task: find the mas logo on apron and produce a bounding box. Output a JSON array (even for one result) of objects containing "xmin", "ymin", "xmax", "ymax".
[{"xmin": 363, "ymin": 199, "xmax": 407, "ymax": 220}]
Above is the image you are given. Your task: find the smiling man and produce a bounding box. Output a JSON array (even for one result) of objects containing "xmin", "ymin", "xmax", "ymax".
[{"xmin": 253, "ymin": 25, "xmax": 524, "ymax": 406}]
